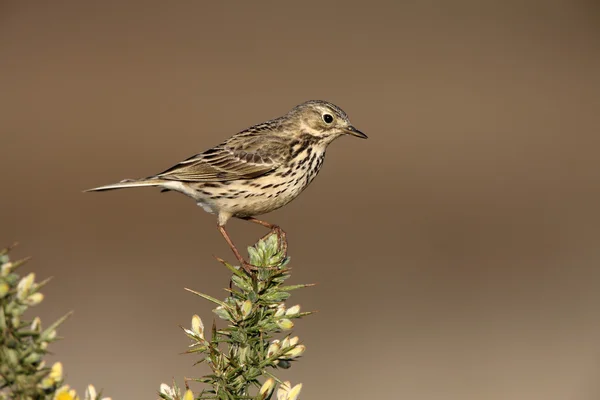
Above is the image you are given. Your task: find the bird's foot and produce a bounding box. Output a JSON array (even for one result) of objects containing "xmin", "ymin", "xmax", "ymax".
[
  {"xmin": 259, "ymin": 225, "xmax": 288, "ymax": 255},
  {"xmin": 242, "ymin": 261, "xmax": 279, "ymax": 273},
  {"xmin": 241, "ymin": 261, "xmax": 257, "ymax": 274},
  {"xmin": 215, "ymin": 255, "xmax": 279, "ymax": 275}
]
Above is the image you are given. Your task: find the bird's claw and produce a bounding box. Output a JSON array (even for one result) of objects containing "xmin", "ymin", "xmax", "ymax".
[
  {"xmin": 242, "ymin": 261, "xmax": 279, "ymax": 272},
  {"xmin": 259, "ymin": 225, "xmax": 288, "ymax": 255}
]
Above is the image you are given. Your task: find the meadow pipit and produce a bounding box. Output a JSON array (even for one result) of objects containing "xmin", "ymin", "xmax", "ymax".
[{"xmin": 87, "ymin": 100, "xmax": 367, "ymax": 272}]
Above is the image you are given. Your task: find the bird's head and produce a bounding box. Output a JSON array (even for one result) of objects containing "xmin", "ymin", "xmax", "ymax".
[{"xmin": 286, "ymin": 100, "xmax": 367, "ymax": 144}]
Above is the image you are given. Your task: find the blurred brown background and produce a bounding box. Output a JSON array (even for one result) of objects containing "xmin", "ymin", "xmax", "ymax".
[{"xmin": 1, "ymin": 1, "xmax": 599, "ymax": 399}]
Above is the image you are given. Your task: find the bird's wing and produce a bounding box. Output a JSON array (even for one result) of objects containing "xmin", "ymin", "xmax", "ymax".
[{"xmin": 154, "ymin": 134, "xmax": 290, "ymax": 182}]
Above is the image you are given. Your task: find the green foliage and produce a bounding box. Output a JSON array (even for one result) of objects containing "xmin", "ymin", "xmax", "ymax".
[
  {"xmin": 0, "ymin": 245, "xmax": 107, "ymax": 400},
  {"xmin": 0, "ymin": 233, "xmax": 309, "ymax": 400},
  {"xmin": 160, "ymin": 233, "xmax": 311, "ymax": 400}
]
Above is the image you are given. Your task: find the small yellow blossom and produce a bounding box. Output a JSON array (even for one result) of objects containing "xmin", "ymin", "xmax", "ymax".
[
  {"xmin": 16, "ymin": 272, "xmax": 35, "ymax": 300},
  {"xmin": 31, "ymin": 317, "xmax": 42, "ymax": 332},
  {"xmin": 1, "ymin": 261, "xmax": 13, "ymax": 276},
  {"xmin": 240, "ymin": 299, "xmax": 252, "ymax": 318},
  {"xmin": 274, "ymin": 304, "xmax": 286, "ymax": 317},
  {"xmin": 54, "ymin": 385, "xmax": 78, "ymax": 400},
  {"xmin": 0, "ymin": 282, "xmax": 9, "ymax": 298},
  {"xmin": 259, "ymin": 378, "xmax": 275, "ymax": 399},
  {"xmin": 285, "ymin": 344, "xmax": 306, "ymax": 358},
  {"xmin": 277, "ymin": 381, "xmax": 303, "ymax": 400},
  {"xmin": 49, "ymin": 362, "xmax": 63, "ymax": 381},
  {"xmin": 285, "ymin": 305, "xmax": 300, "ymax": 316},
  {"xmin": 277, "ymin": 318, "xmax": 294, "ymax": 330},
  {"xmin": 267, "ymin": 340, "xmax": 280, "ymax": 357},
  {"xmin": 276, "ymin": 381, "xmax": 291, "ymax": 400},
  {"xmin": 85, "ymin": 385, "xmax": 96, "ymax": 400},
  {"xmin": 26, "ymin": 292, "xmax": 44, "ymax": 306},
  {"xmin": 191, "ymin": 314, "xmax": 204, "ymax": 338},
  {"xmin": 44, "ymin": 329, "xmax": 57, "ymax": 341},
  {"xmin": 286, "ymin": 383, "xmax": 303, "ymax": 400},
  {"xmin": 40, "ymin": 377, "xmax": 55, "ymax": 389},
  {"xmin": 183, "ymin": 389, "xmax": 194, "ymax": 400},
  {"xmin": 160, "ymin": 383, "xmax": 176, "ymax": 398}
]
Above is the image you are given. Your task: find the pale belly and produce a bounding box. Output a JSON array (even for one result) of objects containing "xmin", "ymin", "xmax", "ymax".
[
  {"xmin": 192, "ymin": 149, "xmax": 325, "ymax": 218},
  {"xmin": 196, "ymin": 173, "xmax": 310, "ymax": 218}
]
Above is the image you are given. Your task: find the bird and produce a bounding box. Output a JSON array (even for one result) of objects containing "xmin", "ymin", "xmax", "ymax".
[{"xmin": 86, "ymin": 100, "xmax": 367, "ymax": 272}]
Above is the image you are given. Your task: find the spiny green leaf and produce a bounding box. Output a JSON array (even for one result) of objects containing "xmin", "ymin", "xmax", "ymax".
[
  {"xmin": 185, "ymin": 346, "xmax": 208, "ymax": 354},
  {"xmin": 294, "ymin": 311, "xmax": 314, "ymax": 318},
  {"xmin": 278, "ymin": 283, "xmax": 315, "ymax": 291},
  {"xmin": 223, "ymin": 288, "xmax": 245, "ymax": 300},
  {"xmin": 247, "ymin": 247, "xmax": 260, "ymax": 265},
  {"xmin": 7, "ymin": 256, "xmax": 32, "ymax": 273},
  {"xmin": 217, "ymin": 257, "xmax": 247, "ymax": 279},
  {"xmin": 32, "ymin": 276, "xmax": 53, "ymax": 292},
  {"xmin": 214, "ymin": 306, "xmax": 233, "ymax": 321},
  {"xmin": 186, "ymin": 288, "xmax": 229, "ymax": 308},
  {"xmin": 42, "ymin": 311, "xmax": 72, "ymax": 337},
  {"xmin": 231, "ymin": 275, "xmax": 253, "ymax": 292},
  {"xmin": 260, "ymin": 291, "xmax": 290, "ymax": 302}
]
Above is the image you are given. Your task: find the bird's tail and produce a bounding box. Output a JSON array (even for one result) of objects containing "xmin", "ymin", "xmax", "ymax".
[{"xmin": 84, "ymin": 178, "xmax": 165, "ymax": 192}]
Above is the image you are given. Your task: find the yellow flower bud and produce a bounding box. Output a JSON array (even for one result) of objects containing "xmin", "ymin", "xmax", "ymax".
[
  {"xmin": 240, "ymin": 300, "xmax": 252, "ymax": 318},
  {"xmin": 259, "ymin": 378, "xmax": 275, "ymax": 399},
  {"xmin": 16, "ymin": 273, "xmax": 35, "ymax": 300},
  {"xmin": 0, "ymin": 282, "xmax": 9, "ymax": 298},
  {"xmin": 50, "ymin": 362, "xmax": 63, "ymax": 381},
  {"xmin": 85, "ymin": 385, "xmax": 97, "ymax": 400},
  {"xmin": 285, "ymin": 305, "xmax": 300, "ymax": 316},
  {"xmin": 40, "ymin": 377, "xmax": 55, "ymax": 389},
  {"xmin": 289, "ymin": 336, "xmax": 299, "ymax": 346},
  {"xmin": 274, "ymin": 304, "xmax": 286, "ymax": 317},
  {"xmin": 183, "ymin": 389, "xmax": 194, "ymax": 400},
  {"xmin": 56, "ymin": 391, "xmax": 73, "ymax": 400},
  {"xmin": 54, "ymin": 385, "xmax": 77, "ymax": 400},
  {"xmin": 1, "ymin": 261, "xmax": 12, "ymax": 276},
  {"xmin": 44, "ymin": 329, "xmax": 57, "ymax": 341},
  {"xmin": 31, "ymin": 317, "xmax": 42, "ymax": 332},
  {"xmin": 286, "ymin": 383, "xmax": 303, "ymax": 400},
  {"xmin": 285, "ymin": 344, "xmax": 306, "ymax": 358},
  {"xmin": 277, "ymin": 318, "xmax": 294, "ymax": 330},
  {"xmin": 276, "ymin": 381, "xmax": 292, "ymax": 400},
  {"xmin": 191, "ymin": 314, "xmax": 204, "ymax": 338},
  {"xmin": 160, "ymin": 383, "xmax": 175, "ymax": 397},
  {"xmin": 26, "ymin": 292, "xmax": 44, "ymax": 306},
  {"xmin": 267, "ymin": 340, "xmax": 280, "ymax": 357}
]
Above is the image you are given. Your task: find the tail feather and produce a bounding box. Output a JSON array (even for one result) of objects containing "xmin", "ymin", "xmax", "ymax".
[{"xmin": 84, "ymin": 178, "xmax": 165, "ymax": 192}]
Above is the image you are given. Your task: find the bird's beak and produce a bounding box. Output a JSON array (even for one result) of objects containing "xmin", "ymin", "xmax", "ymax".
[{"xmin": 343, "ymin": 125, "xmax": 368, "ymax": 139}]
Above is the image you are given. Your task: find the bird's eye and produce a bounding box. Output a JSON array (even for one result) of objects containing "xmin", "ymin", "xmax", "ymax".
[{"xmin": 323, "ymin": 114, "xmax": 334, "ymax": 124}]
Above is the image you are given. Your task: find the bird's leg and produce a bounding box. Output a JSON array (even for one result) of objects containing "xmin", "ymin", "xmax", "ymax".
[
  {"xmin": 217, "ymin": 224, "xmax": 255, "ymax": 274},
  {"xmin": 242, "ymin": 217, "xmax": 288, "ymax": 255}
]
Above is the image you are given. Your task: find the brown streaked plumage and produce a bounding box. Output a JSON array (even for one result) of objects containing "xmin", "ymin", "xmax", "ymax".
[{"xmin": 86, "ymin": 100, "xmax": 367, "ymax": 272}]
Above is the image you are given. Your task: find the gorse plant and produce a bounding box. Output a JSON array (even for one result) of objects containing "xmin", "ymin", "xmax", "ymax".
[
  {"xmin": 0, "ymin": 245, "xmax": 109, "ymax": 400},
  {"xmin": 0, "ymin": 233, "xmax": 310, "ymax": 400},
  {"xmin": 159, "ymin": 233, "xmax": 312, "ymax": 400}
]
